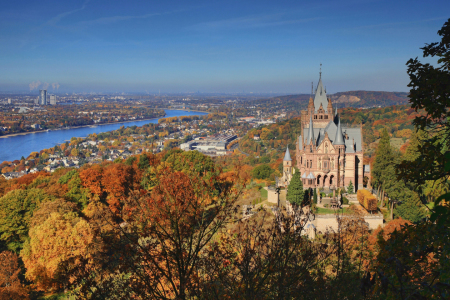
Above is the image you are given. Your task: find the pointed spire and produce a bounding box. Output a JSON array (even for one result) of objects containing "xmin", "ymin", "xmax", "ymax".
[
  {"xmin": 334, "ymin": 115, "xmax": 345, "ymax": 145},
  {"xmin": 283, "ymin": 146, "xmax": 292, "ymax": 161},
  {"xmin": 314, "ymin": 66, "xmax": 328, "ymax": 113},
  {"xmin": 307, "ymin": 115, "xmax": 315, "ymax": 145}
]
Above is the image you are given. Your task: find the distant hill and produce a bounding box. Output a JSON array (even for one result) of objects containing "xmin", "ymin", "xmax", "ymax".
[
  {"xmin": 330, "ymin": 91, "xmax": 409, "ymax": 108},
  {"xmin": 267, "ymin": 91, "xmax": 409, "ymax": 110}
]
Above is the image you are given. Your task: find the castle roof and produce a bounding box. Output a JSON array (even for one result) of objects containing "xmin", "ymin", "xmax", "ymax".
[
  {"xmin": 313, "ymin": 74, "xmax": 329, "ymax": 113},
  {"xmin": 302, "ymin": 119, "xmax": 362, "ymax": 153},
  {"xmin": 333, "ymin": 115, "xmax": 345, "ymax": 146},
  {"xmin": 306, "ymin": 115, "xmax": 315, "ymax": 145},
  {"xmin": 301, "ymin": 171, "xmax": 316, "ymax": 179},
  {"xmin": 283, "ymin": 146, "xmax": 292, "ymax": 161}
]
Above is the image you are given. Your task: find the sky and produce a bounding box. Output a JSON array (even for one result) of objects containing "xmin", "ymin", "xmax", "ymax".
[{"xmin": 0, "ymin": 0, "xmax": 448, "ymax": 94}]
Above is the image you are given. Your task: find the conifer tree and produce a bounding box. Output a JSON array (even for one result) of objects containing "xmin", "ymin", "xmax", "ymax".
[
  {"xmin": 394, "ymin": 189, "xmax": 427, "ymax": 223},
  {"xmin": 404, "ymin": 129, "xmax": 427, "ymax": 162},
  {"xmin": 347, "ymin": 181, "xmax": 354, "ymax": 194},
  {"xmin": 372, "ymin": 128, "xmax": 394, "ymax": 191},
  {"xmin": 287, "ymin": 168, "xmax": 304, "ymax": 206},
  {"xmin": 313, "ymin": 188, "xmax": 317, "ymax": 204}
]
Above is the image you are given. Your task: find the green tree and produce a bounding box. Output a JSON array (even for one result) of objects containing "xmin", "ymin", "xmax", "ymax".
[
  {"xmin": 286, "ymin": 168, "xmax": 304, "ymax": 206},
  {"xmin": 313, "ymin": 187, "xmax": 317, "ymax": 204},
  {"xmin": 138, "ymin": 154, "xmax": 150, "ymax": 170},
  {"xmin": 394, "ymin": 189, "xmax": 427, "ymax": 223},
  {"xmin": 372, "ymin": 128, "xmax": 394, "ymax": 191},
  {"xmin": 347, "ymin": 181, "xmax": 354, "ymax": 194},
  {"xmin": 252, "ymin": 164, "xmax": 273, "ymax": 180},
  {"xmin": 0, "ymin": 189, "xmax": 53, "ymax": 252},
  {"xmin": 372, "ymin": 19, "xmax": 450, "ymax": 298}
]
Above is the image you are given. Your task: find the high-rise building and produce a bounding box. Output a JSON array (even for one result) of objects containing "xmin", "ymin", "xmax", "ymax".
[
  {"xmin": 7, "ymin": 98, "xmax": 11, "ymax": 104},
  {"xmin": 49, "ymin": 94, "xmax": 56, "ymax": 105},
  {"xmin": 39, "ymin": 89, "xmax": 47, "ymax": 105}
]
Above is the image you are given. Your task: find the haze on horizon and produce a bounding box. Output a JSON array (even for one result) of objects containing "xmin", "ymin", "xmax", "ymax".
[{"xmin": 0, "ymin": 0, "xmax": 447, "ymax": 94}]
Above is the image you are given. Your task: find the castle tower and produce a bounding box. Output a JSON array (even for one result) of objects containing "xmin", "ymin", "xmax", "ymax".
[
  {"xmin": 302, "ymin": 69, "xmax": 334, "ymax": 129},
  {"xmin": 333, "ymin": 115, "xmax": 345, "ymax": 189},
  {"xmin": 283, "ymin": 146, "xmax": 292, "ymax": 174}
]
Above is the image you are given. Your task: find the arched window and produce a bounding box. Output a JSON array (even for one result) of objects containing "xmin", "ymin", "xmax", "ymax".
[{"xmin": 325, "ymin": 115, "xmax": 328, "ymax": 119}]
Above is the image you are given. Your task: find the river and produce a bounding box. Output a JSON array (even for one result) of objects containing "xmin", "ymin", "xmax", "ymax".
[{"xmin": 0, "ymin": 110, "xmax": 207, "ymax": 163}]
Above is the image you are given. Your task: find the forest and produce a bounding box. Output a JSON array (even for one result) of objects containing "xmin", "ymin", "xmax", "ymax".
[{"xmin": 0, "ymin": 18, "xmax": 449, "ymax": 300}]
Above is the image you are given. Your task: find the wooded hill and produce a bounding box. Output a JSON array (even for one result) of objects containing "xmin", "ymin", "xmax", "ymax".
[
  {"xmin": 258, "ymin": 91, "xmax": 409, "ymax": 113},
  {"xmin": 239, "ymin": 104, "xmax": 423, "ymax": 165}
]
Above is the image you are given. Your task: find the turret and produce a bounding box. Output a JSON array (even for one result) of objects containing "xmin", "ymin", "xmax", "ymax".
[
  {"xmin": 283, "ymin": 146, "xmax": 292, "ymax": 175},
  {"xmin": 306, "ymin": 115, "xmax": 315, "ymax": 150},
  {"xmin": 333, "ymin": 115, "xmax": 345, "ymax": 147}
]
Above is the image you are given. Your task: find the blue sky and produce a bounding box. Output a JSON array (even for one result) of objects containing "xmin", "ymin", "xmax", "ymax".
[{"xmin": 0, "ymin": 0, "xmax": 447, "ymax": 94}]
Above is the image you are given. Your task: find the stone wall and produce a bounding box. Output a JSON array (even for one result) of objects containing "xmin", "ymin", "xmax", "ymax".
[
  {"xmin": 267, "ymin": 187, "xmax": 278, "ymax": 204},
  {"xmin": 314, "ymin": 213, "xmax": 383, "ymax": 233}
]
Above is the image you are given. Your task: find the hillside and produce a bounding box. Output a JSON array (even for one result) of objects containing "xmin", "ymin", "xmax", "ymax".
[
  {"xmin": 238, "ymin": 104, "xmax": 423, "ymax": 166},
  {"xmin": 259, "ymin": 91, "xmax": 409, "ymax": 113}
]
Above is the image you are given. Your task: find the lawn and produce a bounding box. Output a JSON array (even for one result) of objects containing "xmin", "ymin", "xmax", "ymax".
[
  {"xmin": 316, "ymin": 207, "xmax": 351, "ymax": 214},
  {"xmin": 260, "ymin": 187, "xmax": 268, "ymax": 199}
]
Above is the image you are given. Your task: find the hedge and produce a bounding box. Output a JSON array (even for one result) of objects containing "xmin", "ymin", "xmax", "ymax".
[{"xmin": 357, "ymin": 189, "xmax": 377, "ymax": 212}]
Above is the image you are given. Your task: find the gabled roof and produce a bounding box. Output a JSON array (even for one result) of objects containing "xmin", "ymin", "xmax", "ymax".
[
  {"xmin": 307, "ymin": 172, "xmax": 315, "ymax": 179},
  {"xmin": 313, "ymin": 74, "xmax": 329, "ymax": 113},
  {"xmin": 283, "ymin": 146, "xmax": 292, "ymax": 161},
  {"xmin": 302, "ymin": 120, "xmax": 363, "ymax": 153}
]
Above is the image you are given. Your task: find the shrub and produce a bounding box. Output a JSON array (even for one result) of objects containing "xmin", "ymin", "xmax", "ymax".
[
  {"xmin": 357, "ymin": 189, "xmax": 377, "ymax": 211},
  {"xmin": 342, "ymin": 196, "xmax": 349, "ymax": 205},
  {"xmin": 327, "ymin": 193, "xmax": 333, "ymax": 197},
  {"xmin": 252, "ymin": 164, "xmax": 273, "ymax": 179}
]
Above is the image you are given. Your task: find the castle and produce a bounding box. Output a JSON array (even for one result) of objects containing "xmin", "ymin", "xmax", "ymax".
[{"xmin": 280, "ymin": 72, "xmax": 363, "ymax": 192}]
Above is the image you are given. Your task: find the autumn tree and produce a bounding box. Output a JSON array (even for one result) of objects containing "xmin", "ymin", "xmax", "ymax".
[
  {"xmin": 21, "ymin": 211, "xmax": 99, "ymax": 292},
  {"xmin": 0, "ymin": 251, "xmax": 29, "ymax": 299},
  {"xmin": 71, "ymin": 162, "xmax": 243, "ymax": 299}
]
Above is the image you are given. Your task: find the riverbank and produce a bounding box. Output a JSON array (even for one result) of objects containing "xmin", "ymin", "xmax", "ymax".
[
  {"xmin": 0, "ymin": 115, "xmax": 168, "ymax": 139},
  {"xmin": 0, "ymin": 110, "xmax": 210, "ymax": 163},
  {"xmin": 160, "ymin": 108, "xmax": 210, "ymax": 114}
]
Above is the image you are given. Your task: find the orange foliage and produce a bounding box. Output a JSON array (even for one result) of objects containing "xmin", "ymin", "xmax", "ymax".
[
  {"xmin": 368, "ymin": 217, "xmax": 412, "ymax": 249},
  {"xmin": 21, "ymin": 212, "xmax": 98, "ymax": 292},
  {"xmin": 80, "ymin": 165, "xmax": 104, "ymax": 197},
  {"xmin": 0, "ymin": 251, "xmax": 29, "ymax": 299},
  {"xmin": 357, "ymin": 189, "xmax": 377, "ymax": 211},
  {"xmin": 102, "ymin": 164, "xmax": 134, "ymax": 213}
]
